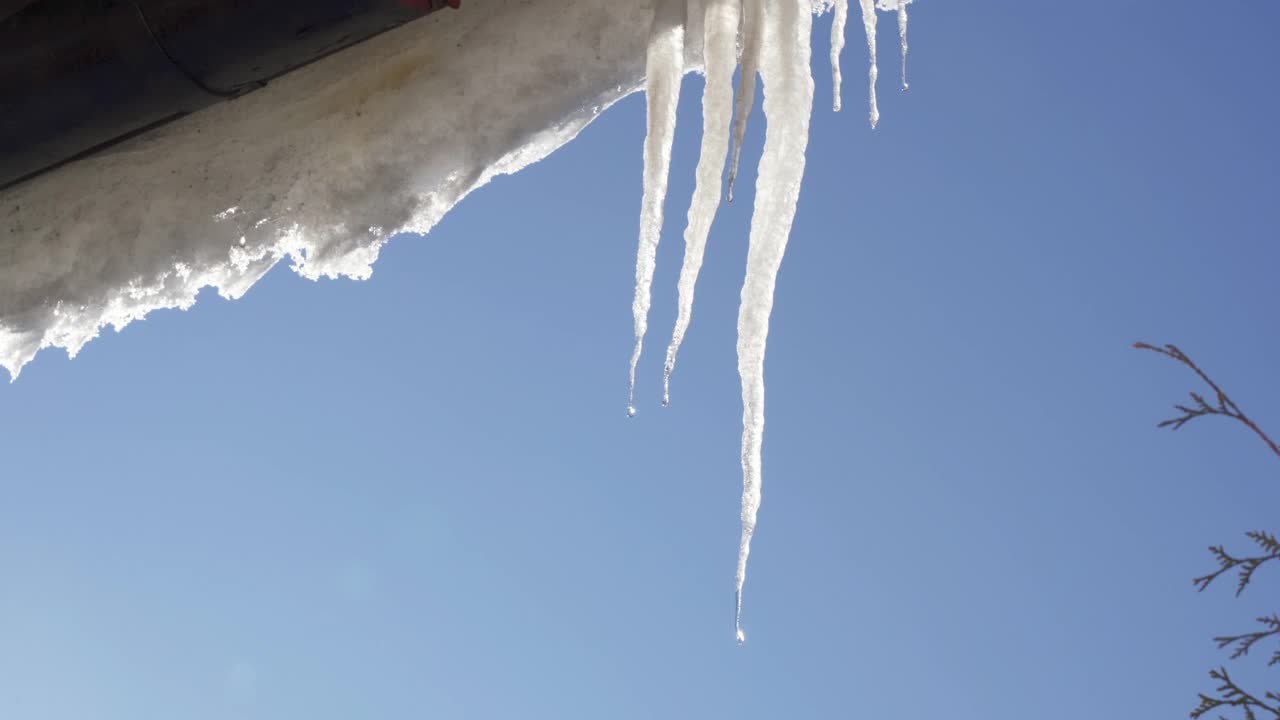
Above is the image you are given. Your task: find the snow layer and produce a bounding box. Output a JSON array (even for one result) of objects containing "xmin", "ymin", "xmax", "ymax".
[{"xmin": 0, "ymin": 0, "xmax": 660, "ymax": 379}]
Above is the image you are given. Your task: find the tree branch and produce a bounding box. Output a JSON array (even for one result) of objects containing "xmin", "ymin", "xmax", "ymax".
[
  {"xmin": 1215, "ymin": 614, "xmax": 1280, "ymax": 666},
  {"xmin": 1190, "ymin": 667, "xmax": 1280, "ymax": 720},
  {"xmin": 1133, "ymin": 342, "xmax": 1280, "ymax": 460},
  {"xmin": 1194, "ymin": 532, "xmax": 1280, "ymax": 596}
]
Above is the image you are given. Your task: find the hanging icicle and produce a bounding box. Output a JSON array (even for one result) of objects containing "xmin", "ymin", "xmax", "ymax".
[
  {"xmin": 830, "ymin": 0, "xmax": 849, "ymax": 112},
  {"xmin": 628, "ymin": 0, "xmax": 686, "ymax": 418},
  {"xmin": 630, "ymin": 0, "xmax": 919, "ymax": 641},
  {"xmin": 726, "ymin": 0, "xmax": 764, "ymax": 203},
  {"xmin": 663, "ymin": 0, "xmax": 741, "ymax": 406}
]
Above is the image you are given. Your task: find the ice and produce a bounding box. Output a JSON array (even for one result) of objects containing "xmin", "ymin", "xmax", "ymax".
[
  {"xmin": 734, "ymin": 0, "xmax": 814, "ymax": 641},
  {"xmin": 873, "ymin": 0, "xmax": 911, "ymax": 90},
  {"xmin": 1, "ymin": 0, "xmax": 922, "ymax": 643},
  {"xmin": 628, "ymin": 0, "xmax": 686, "ymax": 417},
  {"xmin": 726, "ymin": 0, "xmax": 765, "ymax": 203},
  {"xmin": 830, "ymin": 0, "xmax": 848, "ymax": 112},
  {"xmin": 661, "ymin": 0, "xmax": 740, "ymax": 407},
  {"xmin": 894, "ymin": 1, "xmax": 910, "ymax": 90},
  {"xmin": 836, "ymin": 0, "xmax": 910, "ymax": 116},
  {"xmin": 859, "ymin": 0, "xmax": 880, "ymax": 128}
]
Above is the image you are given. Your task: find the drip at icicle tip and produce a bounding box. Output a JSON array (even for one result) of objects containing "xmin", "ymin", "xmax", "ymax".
[{"xmin": 735, "ymin": 589, "xmax": 745, "ymax": 644}]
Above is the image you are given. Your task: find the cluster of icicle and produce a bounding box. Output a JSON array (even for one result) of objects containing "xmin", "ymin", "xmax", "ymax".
[{"xmin": 625, "ymin": 0, "xmax": 912, "ymax": 643}]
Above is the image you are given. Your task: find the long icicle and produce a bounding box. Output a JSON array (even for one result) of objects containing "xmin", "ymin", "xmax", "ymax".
[
  {"xmin": 858, "ymin": 0, "xmax": 879, "ymax": 128},
  {"xmin": 897, "ymin": 2, "xmax": 909, "ymax": 90},
  {"xmin": 628, "ymin": 0, "xmax": 685, "ymax": 417},
  {"xmin": 734, "ymin": 0, "xmax": 813, "ymax": 643},
  {"xmin": 662, "ymin": 0, "xmax": 740, "ymax": 407},
  {"xmin": 726, "ymin": 0, "xmax": 764, "ymax": 203},
  {"xmin": 830, "ymin": 0, "xmax": 848, "ymax": 112}
]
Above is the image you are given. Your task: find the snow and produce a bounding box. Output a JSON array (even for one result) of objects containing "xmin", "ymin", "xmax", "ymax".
[
  {"xmin": 0, "ymin": 0, "xmax": 919, "ymax": 640},
  {"xmin": 629, "ymin": 0, "xmax": 687, "ymax": 418},
  {"xmin": 0, "ymin": 0, "xmax": 657, "ymax": 379}
]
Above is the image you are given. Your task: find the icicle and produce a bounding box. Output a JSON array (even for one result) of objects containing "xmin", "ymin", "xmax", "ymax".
[
  {"xmin": 628, "ymin": 0, "xmax": 685, "ymax": 417},
  {"xmin": 726, "ymin": 0, "xmax": 764, "ymax": 203},
  {"xmin": 858, "ymin": 0, "xmax": 879, "ymax": 128},
  {"xmin": 874, "ymin": 0, "xmax": 911, "ymax": 91},
  {"xmin": 662, "ymin": 0, "xmax": 740, "ymax": 407},
  {"xmin": 830, "ymin": 0, "xmax": 848, "ymax": 112},
  {"xmin": 734, "ymin": 0, "xmax": 813, "ymax": 643},
  {"xmin": 897, "ymin": 2, "xmax": 910, "ymax": 90}
]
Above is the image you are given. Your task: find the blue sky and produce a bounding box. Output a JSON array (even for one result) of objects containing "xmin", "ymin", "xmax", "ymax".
[{"xmin": 3, "ymin": 2, "xmax": 1280, "ymax": 718}]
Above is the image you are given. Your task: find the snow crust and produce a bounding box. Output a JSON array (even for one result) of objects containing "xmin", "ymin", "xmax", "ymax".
[
  {"xmin": 0, "ymin": 0, "xmax": 656, "ymax": 379},
  {"xmin": 1, "ymin": 0, "xmax": 917, "ymax": 640}
]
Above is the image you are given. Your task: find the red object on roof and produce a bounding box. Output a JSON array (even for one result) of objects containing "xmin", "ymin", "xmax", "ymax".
[{"xmin": 399, "ymin": 0, "xmax": 460, "ymax": 9}]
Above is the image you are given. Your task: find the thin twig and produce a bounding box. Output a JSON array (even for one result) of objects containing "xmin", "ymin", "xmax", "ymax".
[
  {"xmin": 1194, "ymin": 532, "xmax": 1280, "ymax": 596},
  {"xmin": 1134, "ymin": 342, "xmax": 1280, "ymax": 460},
  {"xmin": 1137, "ymin": 342, "xmax": 1280, "ymax": 720},
  {"xmin": 1215, "ymin": 614, "xmax": 1280, "ymax": 665},
  {"xmin": 1190, "ymin": 667, "xmax": 1280, "ymax": 719}
]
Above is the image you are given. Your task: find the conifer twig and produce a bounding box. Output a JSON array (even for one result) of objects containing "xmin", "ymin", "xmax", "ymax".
[
  {"xmin": 1215, "ymin": 614, "xmax": 1280, "ymax": 666},
  {"xmin": 1135, "ymin": 342, "xmax": 1280, "ymax": 720},
  {"xmin": 1190, "ymin": 667, "xmax": 1280, "ymax": 719},
  {"xmin": 1133, "ymin": 342, "xmax": 1280, "ymax": 459},
  {"xmin": 1194, "ymin": 532, "xmax": 1280, "ymax": 596}
]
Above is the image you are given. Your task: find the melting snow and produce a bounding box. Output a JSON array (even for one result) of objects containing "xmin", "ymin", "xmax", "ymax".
[
  {"xmin": 0, "ymin": 0, "xmax": 918, "ymax": 641},
  {"xmin": 0, "ymin": 0, "xmax": 656, "ymax": 378}
]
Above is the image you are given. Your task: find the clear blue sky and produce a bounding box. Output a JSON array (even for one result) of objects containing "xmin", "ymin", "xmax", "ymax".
[{"xmin": 3, "ymin": 3, "xmax": 1279, "ymax": 718}]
